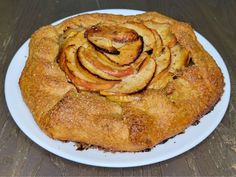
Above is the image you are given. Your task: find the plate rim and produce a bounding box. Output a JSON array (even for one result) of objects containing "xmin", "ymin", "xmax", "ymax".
[{"xmin": 4, "ymin": 9, "xmax": 231, "ymax": 168}]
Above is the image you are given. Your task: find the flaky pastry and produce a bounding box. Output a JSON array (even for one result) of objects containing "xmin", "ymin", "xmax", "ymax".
[{"xmin": 19, "ymin": 11, "xmax": 224, "ymax": 152}]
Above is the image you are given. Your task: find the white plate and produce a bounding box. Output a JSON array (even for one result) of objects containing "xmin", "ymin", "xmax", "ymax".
[{"xmin": 4, "ymin": 9, "xmax": 231, "ymax": 168}]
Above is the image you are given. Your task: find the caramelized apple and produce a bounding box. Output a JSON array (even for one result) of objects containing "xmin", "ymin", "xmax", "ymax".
[
  {"xmin": 78, "ymin": 45, "xmax": 134, "ymax": 80},
  {"xmin": 60, "ymin": 45, "xmax": 118, "ymax": 91},
  {"xmin": 104, "ymin": 37, "xmax": 143, "ymax": 65},
  {"xmin": 169, "ymin": 44, "xmax": 189, "ymax": 73},
  {"xmin": 122, "ymin": 22, "xmax": 156, "ymax": 51},
  {"xmin": 148, "ymin": 70, "xmax": 173, "ymax": 90},
  {"xmin": 144, "ymin": 21, "xmax": 177, "ymax": 48},
  {"xmin": 154, "ymin": 47, "xmax": 171, "ymax": 75},
  {"xmin": 100, "ymin": 56, "xmax": 156, "ymax": 95},
  {"xmin": 86, "ymin": 24, "xmax": 139, "ymax": 54},
  {"xmin": 86, "ymin": 24, "xmax": 143, "ymax": 65}
]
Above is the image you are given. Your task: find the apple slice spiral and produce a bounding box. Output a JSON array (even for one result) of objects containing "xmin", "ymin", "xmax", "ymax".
[{"xmin": 59, "ymin": 21, "xmax": 190, "ymax": 98}]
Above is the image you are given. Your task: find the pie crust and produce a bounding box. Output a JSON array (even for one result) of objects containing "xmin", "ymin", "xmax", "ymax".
[{"xmin": 19, "ymin": 12, "xmax": 224, "ymax": 152}]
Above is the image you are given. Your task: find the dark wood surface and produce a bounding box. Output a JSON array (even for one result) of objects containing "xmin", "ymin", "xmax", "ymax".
[{"xmin": 0, "ymin": 0, "xmax": 235, "ymax": 176}]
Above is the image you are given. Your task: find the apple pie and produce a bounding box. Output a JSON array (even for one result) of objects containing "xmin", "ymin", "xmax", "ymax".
[{"xmin": 19, "ymin": 11, "xmax": 224, "ymax": 152}]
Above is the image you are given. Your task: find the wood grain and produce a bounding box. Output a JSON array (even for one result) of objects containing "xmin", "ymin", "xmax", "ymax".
[{"xmin": 0, "ymin": 0, "xmax": 235, "ymax": 176}]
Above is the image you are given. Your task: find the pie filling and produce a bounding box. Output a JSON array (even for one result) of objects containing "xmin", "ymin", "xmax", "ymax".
[{"xmin": 59, "ymin": 22, "xmax": 190, "ymax": 100}]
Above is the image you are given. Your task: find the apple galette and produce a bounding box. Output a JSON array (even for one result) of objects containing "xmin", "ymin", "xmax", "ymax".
[{"xmin": 19, "ymin": 12, "xmax": 224, "ymax": 152}]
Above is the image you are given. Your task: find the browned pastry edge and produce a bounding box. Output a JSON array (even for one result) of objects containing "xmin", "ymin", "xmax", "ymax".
[{"xmin": 19, "ymin": 12, "xmax": 224, "ymax": 152}]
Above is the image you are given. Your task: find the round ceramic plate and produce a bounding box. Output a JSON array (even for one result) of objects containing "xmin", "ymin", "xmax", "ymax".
[{"xmin": 4, "ymin": 9, "xmax": 231, "ymax": 168}]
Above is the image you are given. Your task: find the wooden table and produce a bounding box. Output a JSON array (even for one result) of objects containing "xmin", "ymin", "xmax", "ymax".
[{"xmin": 0, "ymin": 0, "xmax": 235, "ymax": 176}]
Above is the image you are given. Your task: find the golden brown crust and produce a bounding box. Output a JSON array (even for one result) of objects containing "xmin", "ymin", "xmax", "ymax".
[{"xmin": 19, "ymin": 12, "xmax": 224, "ymax": 152}]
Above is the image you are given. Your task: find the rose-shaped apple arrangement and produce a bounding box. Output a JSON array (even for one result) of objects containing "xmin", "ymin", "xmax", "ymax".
[{"xmin": 59, "ymin": 21, "xmax": 190, "ymax": 101}]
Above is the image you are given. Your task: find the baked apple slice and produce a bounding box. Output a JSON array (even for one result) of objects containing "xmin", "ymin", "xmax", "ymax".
[
  {"xmin": 60, "ymin": 45, "xmax": 117, "ymax": 91},
  {"xmin": 86, "ymin": 24, "xmax": 143, "ymax": 65},
  {"xmin": 104, "ymin": 38, "xmax": 143, "ymax": 65},
  {"xmin": 86, "ymin": 24, "xmax": 139, "ymax": 54},
  {"xmin": 150, "ymin": 29, "xmax": 163, "ymax": 58},
  {"xmin": 131, "ymin": 52, "xmax": 148, "ymax": 70},
  {"xmin": 169, "ymin": 44, "xmax": 189, "ymax": 73},
  {"xmin": 62, "ymin": 30, "xmax": 87, "ymax": 49},
  {"xmin": 78, "ymin": 46, "xmax": 134, "ymax": 80},
  {"xmin": 148, "ymin": 70, "xmax": 173, "ymax": 90},
  {"xmin": 122, "ymin": 22, "xmax": 156, "ymax": 51},
  {"xmin": 60, "ymin": 27, "xmax": 85, "ymax": 43},
  {"xmin": 154, "ymin": 47, "xmax": 171, "ymax": 75},
  {"xmin": 144, "ymin": 21, "xmax": 177, "ymax": 48},
  {"xmin": 100, "ymin": 57, "xmax": 156, "ymax": 95}
]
